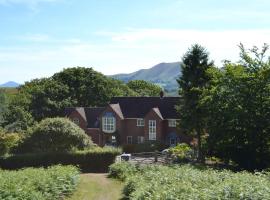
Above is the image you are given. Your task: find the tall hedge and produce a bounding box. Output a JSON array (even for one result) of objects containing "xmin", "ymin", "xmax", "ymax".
[{"xmin": 0, "ymin": 148, "xmax": 121, "ymax": 173}]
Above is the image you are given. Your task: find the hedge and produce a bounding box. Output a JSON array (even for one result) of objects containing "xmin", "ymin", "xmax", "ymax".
[{"xmin": 0, "ymin": 148, "xmax": 121, "ymax": 173}]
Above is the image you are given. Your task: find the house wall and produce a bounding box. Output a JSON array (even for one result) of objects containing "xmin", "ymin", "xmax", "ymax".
[
  {"xmin": 144, "ymin": 110, "xmax": 163, "ymax": 141},
  {"xmin": 68, "ymin": 111, "xmax": 87, "ymax": 130},
  {"xmin": 67, "ymin": 107, "xmax": 192, "ymax": 147},
  {"xmin": 121, "ymin": 119, "xmax": 145, "ymax": 144}
]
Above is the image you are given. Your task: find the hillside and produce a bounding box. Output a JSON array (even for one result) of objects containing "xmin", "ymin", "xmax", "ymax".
[
  {"xmin": 111, "ymin": 62, "xmax": 181, "ymax": 93},
  {"xmin": 0, "ymin": 81, "xmax": 20, "ymax": 88}
]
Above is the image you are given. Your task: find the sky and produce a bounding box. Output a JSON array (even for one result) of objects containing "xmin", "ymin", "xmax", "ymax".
[{"xmin": 0, "ymin": 0, "xmax": 270, "ymax": 83}]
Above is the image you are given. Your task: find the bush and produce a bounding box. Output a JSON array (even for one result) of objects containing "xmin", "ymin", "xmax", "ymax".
[
  {"xmin": 16, "ymin": 117, "xmax": 93, "ymax": 153},
  {"xmin": 168, "ymin": 143, "xmax": 194, "ymax": 162},
  {"xmin": 123, "ymin": 141, "xmax": 168, "ymax": 153},
  {"xmin": 0, "ymin": 132, "xmax": 21, "ymax": 156},
  {"xmin": 0, "ymin": 147, "xmax": 121, "ymax": 173},
  {"xmin": 109, "ymin": 162, "xmax": 138, "ymax": 181},
  {"xmin": 110, "ymin": 162, "xmax": 270, "ymax": 200},
  {"xmin": 0, "ymin": 165, "xmax": 79, "ymax": 200}
]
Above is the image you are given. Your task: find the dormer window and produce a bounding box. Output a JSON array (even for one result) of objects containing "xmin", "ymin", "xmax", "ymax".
[
  {"xmin": 136, "ymin": 119, "xmax": 144, "ymax": 127},
  {"xmin": 72, "ymin": 118, "xmax": 80, "ymax": 125},
  {"xmin": 102, "ymin": 112, "xmax": 116, "ymax": 133},
  {"xmin": 168, "ymin": 119, "xmax": 177, "ymax": 127}
]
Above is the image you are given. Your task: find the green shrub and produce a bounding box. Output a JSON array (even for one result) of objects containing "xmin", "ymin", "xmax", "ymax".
[
  {"xmin": 109, "ymin": 162, "xmax": 138, "ymax": 181},
  {"xmin": 0, "ymin": 132, "xmax": 21, "ymax": 156},
  {"xmin": 16, "ymin": 117, "xmax": 93, "ymax": 153},
  {"xmin": 0, "ymin": 148, "xmax": 121, "ymax": 172},
  {"xmin": 0, "ymin": 165, "xmax": 79, "ymax": 200},
  {"xmin": 168, "ymin": 143, "xmax": 194, "ymax": 162},
  {"xmin": 123, "ymin": 141, "xmax": 168, "ymax": 153},
  {"xmin": 111, "ymin": 162, "xmax": 270, "ymax": 200}
]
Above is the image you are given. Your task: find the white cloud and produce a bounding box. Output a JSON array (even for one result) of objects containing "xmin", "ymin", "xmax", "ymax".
[{"xmin": 1, "ymin": 29, "xmax": 270, "ymax": 83}]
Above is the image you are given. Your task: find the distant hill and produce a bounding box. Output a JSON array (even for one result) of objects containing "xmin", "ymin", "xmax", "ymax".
[
  {"xmin": 0, "ymin": 81, "xmax": 20, "ymax": 88},
  {"xmin": 111, "ymin": 62, "xmax": 181, "ymax": 93}
]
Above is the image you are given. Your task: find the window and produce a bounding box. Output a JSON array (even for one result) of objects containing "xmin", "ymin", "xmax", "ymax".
[
  {"xmin": 149, "ymin": 120, "xmax": 156, "ymax": 140},
  {"xmin": 137, "ymin": 118, "xmax": 144, "ymax": 127},
  {"xmin": 168, "ymin": 119, "xmax": 177, "ymax": 127},
  {"xmin": 127, "ymin": 136, "xmax": 132, "ymax": 144},
  {"xmin": 72, "ymin": 118, "xmax": 80, "ymax": 125},
  {"xmin": 102, "ymin": 116, "xmax": 116, "ymax": 133},
  {"xmin": 137, "ymin": 136, "xmax": 144, "ymax": 144}
]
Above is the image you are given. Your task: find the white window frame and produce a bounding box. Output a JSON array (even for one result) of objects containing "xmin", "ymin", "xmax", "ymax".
[
  {"xmin": 149, "ymin": 120, "xmax": 156, "ymax": 140},
  {"xmin": 168, "ymin": 119, "xmax": 177, "ymax": 127},
  {"xmin": 137, "ymin": 136, "xmax": 144, "ymax": 144},
  {"xmin": 136, "ymin": 118, "xmax": 145, "ymax": 127},
  {"xmin": 127, "ymin": 136, "xmax": 132, "ymax": 144},
  {"xmin": 102, "ymin": 116, "xmax": 116, "ymax": 133},
  {"xmin": 72, "ymin": 118, "xmax": 80, "ymax": 125}
]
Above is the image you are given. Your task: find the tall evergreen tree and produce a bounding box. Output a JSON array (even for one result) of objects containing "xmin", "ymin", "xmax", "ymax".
[{"xmin": 177, "ymin": 44, "xmax": 214, "ymax": 161}]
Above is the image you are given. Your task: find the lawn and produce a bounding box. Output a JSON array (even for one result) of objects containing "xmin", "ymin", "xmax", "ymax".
[{"xmin": 67, "ymin": 173, "xmax": 124, "ymax": 200}]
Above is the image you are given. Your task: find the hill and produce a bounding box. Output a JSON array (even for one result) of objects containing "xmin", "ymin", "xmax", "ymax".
[
  {"xmin": 0, "ymin": 81, "xmax": 20, "ymax": 88},
  {"xmin": 111, "ymin": 62, "xmax": 181, "ymax": 93}
]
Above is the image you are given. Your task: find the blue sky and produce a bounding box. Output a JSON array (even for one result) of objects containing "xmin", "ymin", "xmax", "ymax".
[{"xmin": 0, "ymin": 0, "xmax": 270, "ymax": 83}]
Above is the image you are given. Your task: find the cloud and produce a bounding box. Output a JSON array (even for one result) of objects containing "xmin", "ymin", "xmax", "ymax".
[{"xmin": 1, "ymin": 28, "xmax": 270, "ymax": 83}]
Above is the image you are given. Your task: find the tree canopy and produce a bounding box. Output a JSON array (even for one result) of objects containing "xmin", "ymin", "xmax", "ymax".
[
  {"xmin": 127, "ymin": 80, "xmax": 162, "ymax": 96},
  {"xmin": 177, "ymin": 44, "xmax": 214, "ymax": 161}
]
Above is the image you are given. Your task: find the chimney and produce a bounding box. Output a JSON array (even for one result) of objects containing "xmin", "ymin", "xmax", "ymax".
[{"xmin": 160, "ymin": 90, "xmax": 164, "ymax": 99}]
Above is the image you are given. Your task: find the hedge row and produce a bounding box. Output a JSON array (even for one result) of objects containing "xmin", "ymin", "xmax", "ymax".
[{"xmin": 0, "ymin": 148, "xmax": 121, "ymax": 173}]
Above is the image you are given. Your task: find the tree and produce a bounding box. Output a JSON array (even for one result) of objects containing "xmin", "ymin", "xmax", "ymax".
[
  {"xmin": 0, "ymin": 89, "xmax": 8, "ymax": 126},
  {"xmin": 52, "ymin": 67, "xmax": 137, "ymax": 107},
  {"xmin": 201, "ymin": 44, "xmax": 270, "ymax": 170},
  {"xmin": 17, "ymin": 117, "xmax": 94, "ymax": 153},
  {"xmin": 177, "ymin": 44, "xmax": 214, "ymax": 162},
  {"xmin": 127, "ymin": 80, "xmax": 162, "ymax": 96}
]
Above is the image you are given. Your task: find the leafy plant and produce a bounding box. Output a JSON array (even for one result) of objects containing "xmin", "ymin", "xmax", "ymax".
[
  {"xmin": 0, "ymin": 165, "xmax": 79, "ymax": 200},
  {"xmin": 110, "ymin": 162, "xmax": 270, "ymax": 200},
  {"xmin": 168, "ymin": 143, "xmax": 194, "ymax": 162}
]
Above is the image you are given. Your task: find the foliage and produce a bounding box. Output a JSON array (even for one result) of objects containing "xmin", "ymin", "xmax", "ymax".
[
  {"xmin": 201, "ymin": 44, "xmax": 270, "ymax": 170},
  {"xmin": 0, "ymin": 165, "xmax": 79, "ymax": 200},
  {"xmin": 110, "ymin": 162, "xmax": 270, "ymax": 200},
  {"xmin": 122, "ymin": 141, "xmax": 168, "ymax": 153},
  {"xmin": 16, "ymin": 117, "xmax": 93, "ymax": 153},
  {"xmin": 109, "ymin": 161, "xmax": 138, "ymax": 181},
  {"xmin": 168, "ymin": 143, "xmax": 194, "ymax": 162},
  {"xmin": 177, "ymin": 44, "xmax": 214, "ymax": 161},
  {"xmin": 2, "ymin": 91, "xmax": 34, "ymax": 132},
  {"xmin": 20, "ymin": 78, "xmax": 74, "ymax": 121},
  {"xmin": 0, "ymin": 132, "xmax": 21, "ymax": 156},
  {"xmin": 127, "ymin": 80, "xmax": 162, "ymax": 96},
  {"xmin": 0, "ymin": 147, "xmax": 121, "ymax": 173},
  {"xmin": 52, "ymin": 67, "xmax": 137, "ymax": 108},
  {"xmin": 0, "ymin": 89, "xmax": 8, "ymax": 126}
]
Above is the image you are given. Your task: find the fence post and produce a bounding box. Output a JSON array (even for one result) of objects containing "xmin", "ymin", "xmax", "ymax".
[{"xmin": 154, "ymin": 151, "xmax": 158, "ymax": 163}]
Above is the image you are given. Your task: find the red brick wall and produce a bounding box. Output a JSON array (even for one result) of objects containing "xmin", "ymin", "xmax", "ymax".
[
  {"xmin": 67, "ymin": 111, "xmax": 87, "ymax": 130},
  {"xmin": 121, "ymin": 119, "xmax": 144, "ymax": 144},
  {"xmin": 144, "ymin": 110, "xmax": 163, "ymax": 141},
  {"xmin": 86, "ymin": 128, "xmax": 102, "ymax": 145}
]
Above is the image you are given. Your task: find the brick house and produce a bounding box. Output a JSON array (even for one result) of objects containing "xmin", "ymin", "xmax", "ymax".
[{"xmin": 65, "ymin": 95, "xmax": 191, "ymax": 147}]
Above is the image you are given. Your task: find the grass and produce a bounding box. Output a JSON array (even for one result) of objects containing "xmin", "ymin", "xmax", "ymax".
[{"xmin": 67, "ymin": 173, "xmax": 124, "ymax": 200}]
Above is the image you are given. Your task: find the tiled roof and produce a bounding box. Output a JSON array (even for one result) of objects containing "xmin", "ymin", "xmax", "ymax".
[
  {"xmin": 110, "ymin": 97, "xmax": 180, "ymax": 119},
  {"xmin": 64, "ymin": 107, "xmax": 105, "ymax": 128}
]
